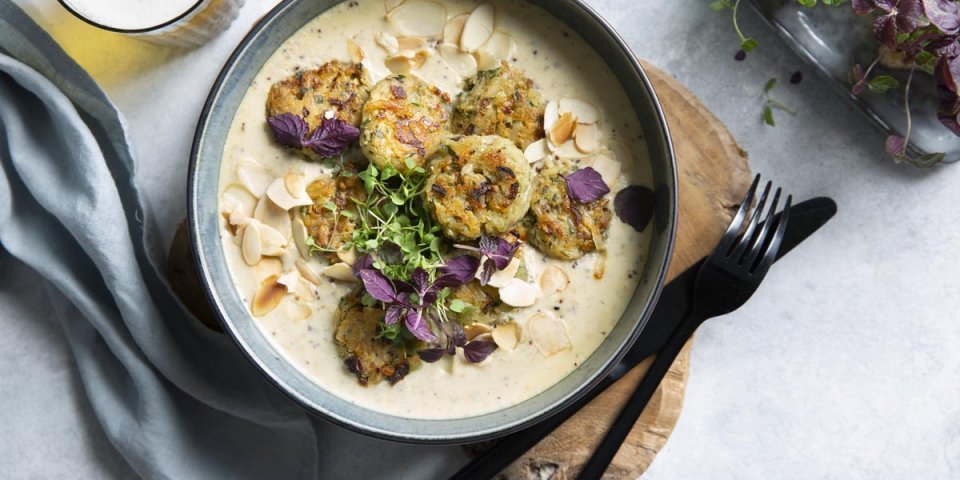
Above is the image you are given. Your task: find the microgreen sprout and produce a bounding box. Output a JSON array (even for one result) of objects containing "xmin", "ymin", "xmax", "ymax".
[{"xmin": 761, "ymin": 78, "xmax": 797, "ymax": 126}]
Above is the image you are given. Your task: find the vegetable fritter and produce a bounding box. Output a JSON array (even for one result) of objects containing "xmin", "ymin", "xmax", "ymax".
[
  {"xmin": 424, "ymin": 135, "xmax": 534, "ymax": 241},
  {"xmin": 452, "ymin": 63, "xmax": 545, "ymax": 150},
  {"xmin": 525, "ymin": 159, "xmax": 612, "ymax": 260},
  {"xmin": 360, "ymin": 74, "xmax": 452, "ymax": 173},
  {"xmin": 266, "ymin": 61, "xmax": 371, "ymax": 130},
  {"xmin": 301, "ymin": 174, "xmax": 366, "ymax": 263},
  {"xmin": 451, "ymin": 280, "xmax": 504, "ymax": 325},
  {"xmin": 335, "ymin": 289, "xmax": 420, "ymax": 386}
]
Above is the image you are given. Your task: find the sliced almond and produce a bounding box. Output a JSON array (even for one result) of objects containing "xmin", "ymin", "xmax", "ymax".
[
  {"xmin": 292, "ymin": 218, "xmax": 311, "ymax": 259},
  {"xmin": 539, "ymin": 266, "xmax": 569, "ymax": 296},
  {"xmin": 574, "ymin": 123, "xmax": 600, "ymax": 154},
  {"xmin": 336, "ymin": 246, "xmax": 358, "ymax": 265},
  {"xmin": 266, "ymin": 176, "xmax": 312, "ymax": 211},
  {"xmin": 486, "ymin": 256, "xmax": 522, "ymax": 288},
  {"xmin": 559, "ymin": 98, "xmax": 600, "ymax": 124},
  {"xmin": 464, "ymin": 322, "xmax": 493, "ymax": 341},
  {"xmin": 241, "ymin": 221, "xmax": 262, "ymax": 266},
  {"xmin": 295, "ymin": 278, "xmax": 317, "ymax": 303},
  {"xmin": 498, "ymin": 278, "xmax": 539, "ymax": 307},
  {"xmin": 396, "ymin": 35, "xmax": 426, "ymax": 51},
  {"xmin": 387, "ymin": 1, "xmax": 447, "ymax": 37},
  {"xmin": 384, "ymin": 54, "xmax": 413, "ymax": 74},
  {"xmin": 549, "ymin": 112, "xmax": 578, "ymax": 145},
  {"xmin": 443, "ymin": 13, "xmax": 469, "ymax": 45},
  {"xmin": 286, "ymin": 300, "xmax": 313, "ymax": 321},
  {"xmin": 553, "ymin": 139, "xmax": 592, "ymax": 159},
  {"xmin": 277, "ymin": 270, "xmax": 301, "ymax": 293},
  {"xmin": 375, "ymin": 31, "xmax": 400, "ymax": 54},
  {"xmin": 543, "ymin": 100, "xmax": 560, "ymax": 135},
  {"xmin": 346, "ymin": 38, "xmax": 365, "ymax": 63},
  {"xmin": 279, "ymin": 247, "xmax": 297, "ymax": 272},
  {"xmin": 589, "ymin": 153, "xmax": 620, "ymax": 187},
  {"xmin": 255, "ymin": 257, "xmax": 282, "ymax": 280},
  {"xmin": 384, "ymin": 0, "xmax": 405, "ymax": 13},
  {"xmin": 410, "ymin": 49, "xmax": 430, "ymax": 69},
  {"xmin": 296, "ymin": 259, "xmax": 324, "ymax": 285},
  {"xmin": 237, "ymin": 158, "xmax": 273, "ymax": 198},
  {"xmin": 221, "ymin": 184, "xmax": 257, "ymax": 219},
  {"xmin": 492, "ymin": 322, "xmax": 519, "ymax": 351},
  {"xmin": 438, "ymin": 43, "xmax": 478, "ymax": 77},
  {"xmin": 323, "ymin": 262, "xmax": 358, "ymax": 282},
  {"xmin": 259, "ymin": 223, "xmax": 289, "ymax": 257},
  {"xmin": 523, "ymin": 138, "xmax": 549, "ymax": 163},
  {"xmin": 252, "ymin": 274, "xmax": 286, "ymax": 317},
  {"xmin": 460, "ymin": 3, "xmax": 495, "ymax": 52},
  {"xmin": 529, "ymin": 312, "xmax": 572, "ymax": 356},
  {"xmin": 254, "ymin": 195, "xmax": 292, "ymax": 237},
  {"xmin": 593, "ymin": 253, "xmax": 606, "ymax": 279},
  {"xmin": 475, "ymin": 30, "xmax": 513, "ymax": 70},
  {"xmin": 228, "ymin": 209, "xmax": 251, "ymax": 229}
]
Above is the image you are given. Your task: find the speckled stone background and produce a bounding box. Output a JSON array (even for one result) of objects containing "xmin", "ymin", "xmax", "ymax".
[{"xmin": 2, "ymin": 1, "xmax": 958, "ymax": 478}]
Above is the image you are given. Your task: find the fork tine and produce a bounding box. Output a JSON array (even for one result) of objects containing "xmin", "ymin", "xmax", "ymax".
[
  {"xmin": 717, "ymin": 174, "xmax": 760, "ymax": 255},
  {"xmin": 731, "ymin": 180, "xmax": 772, "ymax": 261},
  {"xmin": 753, "ymin": 194, "xmax": 792, "ymax": 274},
  {"xmin": 744, "ymin": 187, "xmax": 781, "ymax": 266}
]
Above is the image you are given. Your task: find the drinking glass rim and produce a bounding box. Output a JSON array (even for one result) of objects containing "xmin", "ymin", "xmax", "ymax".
[{"xmin": 56, "ymin": 0, "xmax": 209, "ymax": 34}]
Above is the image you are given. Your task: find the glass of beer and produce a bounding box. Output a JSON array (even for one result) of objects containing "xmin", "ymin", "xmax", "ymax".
[{"xmin": 57, "ymin": 0, "xmax": 246, "ymax": 48}]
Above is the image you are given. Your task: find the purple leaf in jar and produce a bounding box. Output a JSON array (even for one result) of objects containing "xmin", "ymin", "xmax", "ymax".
[
  {"xmin": 850, "ymin": 64, "xmax": 867, "ymax": 95},
  {"xmin": 895, "ymin": 0, "xmax": 928, "ymax": 33},
  {"xmin": 614, "ymin": 185, "xmax": 656, "ymax": 233},
  {"xmin": 436, "ymin": 255, "xmax": 481, "ymax": 287},
  {"xmin": 267, "ymin": 113, "xmax": 310, "ymax": 148},
  {"xmin": 563, "ymin": 167, "xmax": 610, "ymax": 203},
  {"xmin": 923, "ymin": 0, "xmax": 960, "ymax": 34},
  {"xmin": 302, "ymin": 117, "xmax": 361, "ymax": 158},
  {"xmin": 885, "ymin": 135, "xmax": 907, "ymax": 157},
  {"xmin": 358, "ymin": 269, "xmax": 397, "ymax": 303},
  {"xmin": 352, "ymin": 254, "xmax": 375, "ymax": 276},
  {"xmin": 478, "ymin": 234, "xmax": 519, "ymax": 270},
  {"xmin": 405, "ymin": 308, "xmax": 437, "ymax": 342},
  {"xmin": 936, "ymin": 55, "xmax": 960, "ymax": 136},
  {"xmin": 417, "ymin": 348, "xmax": 445, "ymax": 363},
  {"xmin": 384, "ymin": 304, "xmax": 403, "ymax": 325},
  {"xmin": 462, "ymin": 340, "xmax": 498, "ymax": 363},
  {"xmin": 851, "ymin": 0, "xmax": 879, "ymax": 15},
  {"xmin": 873, "ymin": 14, "xmax": 899, "ymax": 49}
]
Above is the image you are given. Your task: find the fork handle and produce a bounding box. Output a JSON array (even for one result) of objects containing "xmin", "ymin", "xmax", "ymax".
[{"xmin": 576, "ymin": 311, "xmax": 702, "ymax": 480}]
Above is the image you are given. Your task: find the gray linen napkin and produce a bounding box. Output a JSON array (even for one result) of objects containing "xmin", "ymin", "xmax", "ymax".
[{"xmin": 0, "ymin": 2, "xmax": 318, "ymax": 478}]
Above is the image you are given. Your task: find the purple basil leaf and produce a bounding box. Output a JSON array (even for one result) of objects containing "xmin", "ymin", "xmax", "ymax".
[
  {"xmin": 885, "ymin": 135, "xmax": 907, "ymax": 157},
  {"xmin": 385, "ymin": 304, "xmax": 403, "ymax": 325},
  {"xmin": 850, "ymin": 64, "xmax": 867, "ymax": 95},
  {"xmin": 463, "ymin": 340, "xmax": 498, "ymax": 363},
  {"xmin": 895, "ymin": 0, "xmax": 928, "ymax": 33},
  {"xmin": 418, "ymin": 348, "xmax": 445, "ymax": 363},
  {"xmin": 851, "ymin": 0, "xmax": 879, "ymax": 15},
  {"xmin": 303, "ymin": 118, "xmax": 361, "ymax": 158},
  {"xmin": 873, "ymin": 0, "xmax": 896, "ymax": 11},
  {"xmin": 405, "ymin": 308, "xmax": 437, "ymax": 342},
  {"xmin": 448, "ymin": 322, "xmax": 467, "ymax": 348},
  {"xmin": 358, "ymin": 269, "xmax": 397, "ymax": 303},
  {"xmin": 614, "ymin": 185, "xmax": 656, "ymax": 233},
  {"xmin": 479, "ymin": 259, "xmax": 496, "ymax": 286},
  {"xmin": 352, "ymin": 254, "xmax": 374, "ymax": 276},
  {"xmin": 411, "ymin": 268, "xmax": 431, "ymax": 294},
  {"xmin": 936, "ymin": 55, "xmax": 960, "ymax": 136},
  {"xmin": 478, "ymin": 235, "xmax": 519, "ymax": 270},
  {"xmin": 873, "ymin": 14, "xmax": 898, "ymax": 49},
  {"xmin": 923, "ymin": 0, "xmax": 960, "ymax": 34},
  {"xmin": 925, "ymin": 34, "xmax": 960, "ymax": 57},
  {"xmin": 267, "ymin": 113, "xmax": 310, "ymax": 148},
  {"xmin": 564, "ymin": 167, "xmax": 611, "ymax": 203},
  {"xmin": 437, "ymin": 256, "xmax": 481, "ymax": 286}
]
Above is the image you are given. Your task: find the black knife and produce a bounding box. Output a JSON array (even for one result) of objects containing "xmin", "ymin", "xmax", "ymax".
[{"xmin": 449, "ymin": 196, "xmax": 837, "ymax": 480}]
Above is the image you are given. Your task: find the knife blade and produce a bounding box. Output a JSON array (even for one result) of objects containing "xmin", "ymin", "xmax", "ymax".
[{"xmin": 449, "ymin": 196, "xmax": 837, "ymax": 480}]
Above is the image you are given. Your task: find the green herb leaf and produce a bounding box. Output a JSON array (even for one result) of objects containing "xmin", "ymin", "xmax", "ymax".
[
  {"xmin": 449, "ymin": 299, "xmax": 467, "ymax": 313},
  {"xmin": 763, "ymin": 77, "xmax": 777, "ymax": 94},
  {"xmin": 740, "ymin": 37, "xmax": 758, "ymax": 52},
  {"xmin": 867, "ymin": 75, "xmax": 900, "ymax": 94},
  {"xmin": 763, "ymin": 105, "xmax": 775, "ymax": 126}
]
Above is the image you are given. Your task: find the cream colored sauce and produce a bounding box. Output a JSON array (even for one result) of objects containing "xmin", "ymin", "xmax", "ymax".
[{"xmin": 218, "ymin": 0, "xmax": 653, "ymax": 419}]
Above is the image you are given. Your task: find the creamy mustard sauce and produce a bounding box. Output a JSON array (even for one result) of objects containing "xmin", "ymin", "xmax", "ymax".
[{"xmin": 218, "ymin": 0, "xmax": 653, "ymax": 419}]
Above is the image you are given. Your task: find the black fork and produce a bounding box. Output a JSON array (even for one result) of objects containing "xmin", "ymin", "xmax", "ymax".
[{"xmin": 577, "ymin": 175, "xmax": 792, "ymax": 480}]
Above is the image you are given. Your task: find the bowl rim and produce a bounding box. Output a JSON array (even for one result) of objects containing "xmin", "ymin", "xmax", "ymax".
[{"xmin": 188, "ymin": 0, "xmax": 677, "ymax": 444}]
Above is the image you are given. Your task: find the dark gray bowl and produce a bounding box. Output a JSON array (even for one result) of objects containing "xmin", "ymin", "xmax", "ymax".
[{"xmin": 189, "ymin": 0, "xmax": 677, "ymax": 444}]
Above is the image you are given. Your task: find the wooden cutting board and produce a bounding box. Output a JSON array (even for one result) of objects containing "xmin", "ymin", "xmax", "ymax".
[{"xmin": 166, "ymin": 62, "xmax": 751, "ymax": 479}]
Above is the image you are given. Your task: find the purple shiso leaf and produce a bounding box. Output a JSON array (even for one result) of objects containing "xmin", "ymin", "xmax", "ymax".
[
  {"xmin": 873, "ymin": 0, "xmax": 896, "ymax": 11},
  {"xmin": 436, "ymin": 255, "xmax": 481, "ymax": 287},
  {"xmin": 614, "ymin": 185, "xmax": 656, "ymax": 233},
  {"xmin": 405, "ymin": 309, "xmax": 437, "ymax": 342},
  {"xmin": 417, "ymin": 348, "xmax": 445, "ymax": 363},
  {"xmin": 463, "ymin": 340, "xmax": 498, "ymax": 363},
  {"xmin": 895, "ymin": 0, "xmax": 928, "ymax": 33},
  {"xmin": 563, "ymin": 167, "xmax": 610, "ymax": 203},
  {"xmin": 923, "ymin": 0, "xmax": 960, "ymax": 34},
  {"xmin": 478, "ymin": 235, "xmax": 519, "ymax": 270},
  {"xmin": 936, "ymin": 55, "xmax": 960, "ymax": 136},
  {"xmin": 479, "ymin": 260, "xmax": 496, "ymax": 286},
  {"xmin": 267, "ymin": 113, "xmax": 310, "ymax": 148},
  {"xmin": 873, "ymin": 14, "xmax": 899, "ymax": 49},
  {"xmin": 303, "ymin": 118, "xmax": 361, "ymax": 158},
  {"xmin": 850, "ymin": 64, "xmax": 867, "ymax": 95},
  {"xmin": 352, "ymin": 254, "xmax": 375, "ymax": 276},
  {"xmin": 358, "ymin": 269, "xmax": 397, "ymax": 303},
  {"xmin": 925, "ymin": 34, "xmax": 959, "ymax": 58},
  {"xmin": 384, "ymin": 304, "xmax": 403, "ymax": 325},
  {"xmin": 851, "ymin": 0, "xmax": 879, "ymax": 15},
  {"xmin": 885, "ymin": 135, "xmax": 907, "ymax": 157}
]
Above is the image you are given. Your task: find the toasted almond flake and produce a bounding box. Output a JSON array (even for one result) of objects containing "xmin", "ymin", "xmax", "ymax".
[
  {"xmin": 346, "ymin": 38, "xmax": 365, "ymax": 63},
  {"xmin": 384, "ymin": 0, "xmax": 405, "ymax": 12},
  {"xmin": 498, "ymin": 278, "xmax": 539, "ymax": 307},
  {"xmin": 529, "ymin": 312, "xmax": 572, "ymax": 356},
  {"xmin": 492, "ymin": 323, "xmax": 519, "ymax": 351},
  {"xmin": 228, "ymin": 209, "xmax": 251, "ymax": 228},
  {"xmin": 292, "ymin": 218, "xmax": 311, "ymax": 259},
  {"xmin": 443, "ymin": 13, "xmax": 469, "ymax": 45},
  {"xmin": 384, "ymin": 53, "xmax": 414, "ymax": 74},
  {"xmin": 286, "ymin": 300, "xmax": 313, "ymax": 321},
  {"xmin": 323, "ymin": 262, "xmax": 358, "ymax": 282},
  {"xmin": 438, "ymin": 43, "xmax": 478, "ymax": 77},
  {"xmin": 254, "ymin": 195, "xmax": 292, "ymax": 237},
  {"xmin": 539, "ymin": 266, "xmax": 569, "ymax": 295},
  {"xmin": 255, "ymin": 257, "xmax": 282, "ymax": 280},
  {"xmin": 221, "ymin": 184, "xmax": 257, "ymax": 218},
  {"xmin": 461, "ymin": 3, "xmax": 495, "ymax": 52},
  {"xmin": 336, "ymin": 246, "xmax": 358, "ymax": 265},
  {"xmin": 296, "ymin": 260, "xmax": 324, "ymax": 285},
  {"xmin": 237, "ymin": 158, "xmax": 273, "ymax": 198},
  {"xmin": 593, "ymin": 253, "xmax": 606, "ymax": 279},
  {"xmin": 574, "ymin": 123, "xmax": 600, "ymax": 154},
  {"xmin": 464, "ymin": 323, "xmax": 493, "ymax": 341},
  {"xmin": 553, "ymin": 139, "xmax": 592, "ymax": 159},
  {"xmin": 486, "ymin": 257, "xmax": 522, "ymax": 288},
  {"xmin": 549, "ymin": 111, "xmax": 578, "ymax": 145},
  {"xmin": 396, "ymin": 35, "xmax": 426, "ymax": 50},
  {"xmin": 279, "ymin": 247, "xmax": 297, "ymax": 272},
  {"xmin": 375, "ymin": 31, "xmax": 400, "ymax": 54},
  {"xmin": 411, "ymin": 49, "xmax": 430, "ymax": 69},
  {"xmin": 295, "ymin": 278, "xmax": 317, "ymax": 302},
  {"xmin": 266, "ymin": 176, "xmax": 312, "ymax": 211},
  {"xmin": 252, "ymin": 274, "xmax": 286, "ymax": 317},
  {"xmin": 543, "ymin": 100, "xmax": 560, "ymax": 134},
  {"xmin": 387, "ymin": 1, "xmax": 447, "ymax": 37},
  {"xmin": 559, "ymin": 98, "xmax": 600, "ymax": 124},
  {"xmin": 259, "ymin": 223, "xmax": 289, "ymax": 257},
  {"xmin": 523, "ymin": 138, "xmax": 549, "ymax": 163},
  {"xmin": 242, "ymin": 221, "xmax": 262, "ymax": 266},
  {"xmin": 589, "ymin": 153, "xmax": 620, "ymax": 187},
  {"xmin": 277, "ymin": 270, "xmax": 300, "ymax": 293},
  {"xmin": 475, "ymin": 30, "xmax": 514, "ymax": 70}
]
